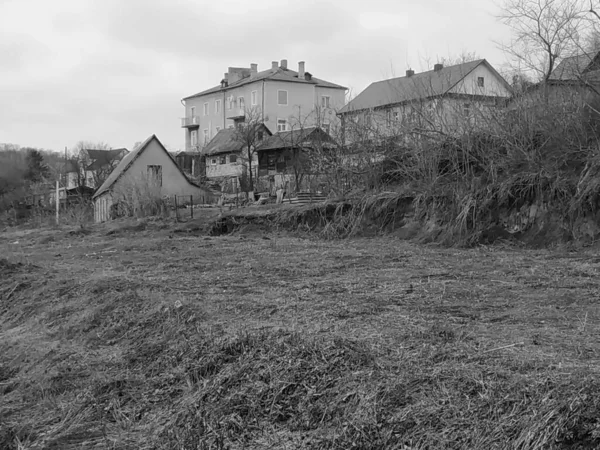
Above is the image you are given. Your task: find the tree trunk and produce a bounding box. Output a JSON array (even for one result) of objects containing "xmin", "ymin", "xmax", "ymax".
[{"xmin": 247, "ymin": 146, "xmax": 254, "ymax": 192}]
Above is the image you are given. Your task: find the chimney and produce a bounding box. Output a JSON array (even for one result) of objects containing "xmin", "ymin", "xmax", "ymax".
[
  {"xmin": 406, "ymin": 69, "xmax": 415, "ymax": 77},
  {"xmin": 272, "ymin": 61, "xmax": 278, "ymax": 70},
  {"xmin": 434, "ymin": 63, "xmax": 443, "ymax": 72},
  {"xmin": 221, "ymin": 73, "xmax": 228, "ymax": 88},
  {"xmin": 250, "ymin": 63, "xmax": 258, "ymax": 75},
  {"xmin": 280, "ymin": 59, "xmax": 288, "ymax": 69},
  {"xmin": 298, "ymin": 61, "xmax": 305, "ymax": 79}
]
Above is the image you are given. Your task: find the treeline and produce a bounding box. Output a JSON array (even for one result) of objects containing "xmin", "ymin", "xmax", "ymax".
[{"xmin": 0, "ymin": 144, "xmax": 64, "ymax": 210}]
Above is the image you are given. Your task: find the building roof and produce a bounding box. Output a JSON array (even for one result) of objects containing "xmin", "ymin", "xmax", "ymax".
[
  {"xmin": 85, "ymin": 148, "xmax": 128, "ymax": 171},
  {"xmin": 339, "ymin": 59, "xmax": 510, "ymax": 114},
  {"xmin": 183, "ymin": 65, "xmax": 347, "ymax": 101},
  {"xmin": 65, "ymin": 160, "xmax": 79, "ymax": 173},
  {"xmin": 202, "ymin": 128, "xmax": 244, "ymax": 156},
  {"xmin": 93, "ymin": 135, "xmax": 199, "ymax": 199},
  {"xmin": 202, "ymin": 124, "xmax": 272, "ymax": 156},
  {"xmin": 548, "ymin": 51, "xmax": 600, "ymax": 82},
  {"xmin": 257, "ymin": 127, "xmax": 335, "ymax": 151}
]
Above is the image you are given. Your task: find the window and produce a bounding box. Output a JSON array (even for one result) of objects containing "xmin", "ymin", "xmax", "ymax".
[
  {"xmin": 257, "ymin": 130, "xmax": 264, "ymax": 141},
  {"xmin": 211, "ymin": 158, "xmax": 217, "ymax": 165},
  {"xmin": 203, "ymin": 102, "xmax": 209, "ymax": 116},
  {"xmin": 238, "ymin": 96, "xmax": 245, "ymax": 110},
  {"xmin": 191, "ymin": 130, "xmax": 198, "ymax": 146},
  {"xmin": 321, "ymin": 96, "xmax": 330, "ymax": 108},
  {"xmin": 277, "ymin": 119, "xmax": 288, "ymax": 132},
  {"xmin": 322, "ymin": 121, "xmax": 330, "ymax": 134},
  {"xmin": 477, "ymin": 77, "xmax": 485, "ymax": 87},
  {"xmin": 203, "ymin": 129, "xmax": 209, "ymax": 144},
  {"xmin": 229, "ymin": 154, "xmax": 237, "ymax": 163},
  {"xmin": 251, "ymin": 90, "xmax": 257, "ymax": 106},
  {"xmin": 219, "ymin": 155, "xmax": 226, "ymax": 164},
  {"xmin": 227, "ymin": 96, "xmax": 233, "ymax": 110},
  {"xmin": 190, "ymin": 106, "xmax": 196, "ymax": 117},
  {"xmin": 215, "ymin": 99, "xmax": 221, "ymax": 113},
  {"xmin": 393, "ymin": 111, "xmax": 400, "ymax": 121},
  {"xmin": 463, "ymin": 103, "xmax": 471, "ymax": 117},
  {"xmin": 147, "ymin": 165, "xmax": 162, "ymax": 187},
  {"xmin": 277, "ymin": 90, "xmax": 288, "ymax": 105}
]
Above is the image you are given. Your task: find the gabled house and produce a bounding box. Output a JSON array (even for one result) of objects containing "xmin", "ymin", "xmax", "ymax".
[
  {"xmin": 92, "ymin": 135, "xmax": 216, "ymax": 222},
  {"xmin": 256, "ymin": 126, "xmax": 336, "ymax": 192},
  {"xmin": 339, "ymin": 59, "xmax": 513, "ymax": 142},
  {"xmin": 181, "ymin": 59, "xmax": 347, "ymax": 152},
  {"xmin": 66, "ymin": 148, "xmax": 129, "ymax": 190},
  {"xmin": 510, "ymin": 51, "xmax": 600, "ymax": 112}
]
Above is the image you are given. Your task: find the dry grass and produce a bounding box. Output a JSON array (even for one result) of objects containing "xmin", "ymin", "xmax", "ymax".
[{"xmin": 2, "ymin": 222, "xmax": 600, "ymax": 449}]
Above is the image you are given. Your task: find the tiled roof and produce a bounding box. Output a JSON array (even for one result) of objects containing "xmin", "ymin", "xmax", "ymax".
[
  {"xmin": 257, "ymin": 127, "xmax": 334, "ymax": 151},
  {"xmin": 339, "ymin": 59, "xmax": 509, "ymax": 114},
  {"xmin": 183, "ymin": 66, "xmax": 346, "ymax": 100},
  {"xmin": 85, "ymin": 148, "xmax": 128, "ymax": 171}
]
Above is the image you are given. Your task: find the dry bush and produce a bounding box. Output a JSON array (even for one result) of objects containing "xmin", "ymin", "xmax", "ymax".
[{"xmin": 111, "ymin": 175, "xmax": 170, "ymax": 219}]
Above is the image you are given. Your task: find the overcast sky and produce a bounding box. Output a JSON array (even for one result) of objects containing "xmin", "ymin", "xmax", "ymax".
[{"xmin": 0, "ymin": 0, "xmax": 512, "ymax": 153}]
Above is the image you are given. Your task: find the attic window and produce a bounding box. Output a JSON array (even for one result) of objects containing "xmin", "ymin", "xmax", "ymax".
[
  {"xmin": 477, "ymin": 77, "xmax": 485, "ymax": 87},
  {"xmin": 147, "ymin": 165, "xmax": 162, "ymax": 187},
  {"xmin": 257, "ymin": 131, "xmax": 264, "ymax": 141}
]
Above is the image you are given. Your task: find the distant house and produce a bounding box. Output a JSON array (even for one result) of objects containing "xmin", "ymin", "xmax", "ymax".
[
  {"xmin": 92, "ymin": 135, "xmax": 216, "ymax": 223},
  {"xmin": 180, "ymin": 59, "xmax": 347, "ymax": 152},
  {"xmin": 66, "ymin": 148, "xmax": 128, "ymax": 190},
  {"xmin": 510, "ymin": 51, "xmax": 600, "ymax": 112},
  {"xmin": 338, "ymin": 59, "xmax": 513, "ymax": 143},
  {"xmin": 256, "ymin": 126, "xmax": 336, "ymax": 192},
  {"xmin": 201, "ymin": 124, "xmax": 272, "ymax": 189}
]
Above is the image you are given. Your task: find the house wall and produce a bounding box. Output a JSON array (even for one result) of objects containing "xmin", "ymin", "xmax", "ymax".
[
  {"xmin": 205, "ymin": 152, "xmax": 259, "ymax": 178},
  {"xmin": 449, "ymin": 64, "xmax": 512, "ymax": 98},
  {"xmin": 94, "ymin": 192, "xmax": 113, "ymax": 223},
  {"xmin": 183, "ymin": 69, "xmax": 346, "ymax": 151}
]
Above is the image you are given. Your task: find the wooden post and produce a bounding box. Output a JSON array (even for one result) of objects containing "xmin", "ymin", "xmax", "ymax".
[
  {"xmin": 174, "ymin": 195, "xmax": 179, "ymax": 222},
  {"xmin": 55, "ymin": 180, "xmax": 60, "ymax": 225},
  {"xmin": 190, "ymin": 195, "xmax": 193, "ymax": 219}
]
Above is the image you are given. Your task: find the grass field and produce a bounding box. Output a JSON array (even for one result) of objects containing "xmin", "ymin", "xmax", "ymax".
[{"xmin": 2, "ymin": 217, "xmax": 600, "ymax": 449}]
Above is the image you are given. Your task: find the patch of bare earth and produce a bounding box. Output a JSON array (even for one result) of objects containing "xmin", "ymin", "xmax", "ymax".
[{"xmin": 1, "ymin": 222, "xmax": 600, "ymax": 449}]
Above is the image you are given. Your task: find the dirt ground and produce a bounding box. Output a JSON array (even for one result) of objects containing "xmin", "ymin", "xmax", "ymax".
[{"xmin": 2, "ymin": 217, "xmax": 600, "ymax": 449}]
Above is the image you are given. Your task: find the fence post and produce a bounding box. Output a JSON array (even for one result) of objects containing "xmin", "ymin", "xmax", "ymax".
[
  {"xmin": 174, "ymin": 195, "xmax": 179, "ymax": 222},
  {"xmin": 55, "ymin": 180, "xmax": 60, "ymax": 225},
  {"xmin": 190, "ymin": 195, "xmax": 193, "ymax": 219}
]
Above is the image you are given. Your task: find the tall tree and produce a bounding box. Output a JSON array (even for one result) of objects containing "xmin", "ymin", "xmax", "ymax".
[
  {"xmin": 498, "ymin": 0, "xmax": 588, "ymax": 81},
  {"xmin": 233, "ymin": 106, "xmax": 266, "ymax": 193},
  {"xmin": 24, "ymin": 148, "xmax": 49, "ymax": 183}
]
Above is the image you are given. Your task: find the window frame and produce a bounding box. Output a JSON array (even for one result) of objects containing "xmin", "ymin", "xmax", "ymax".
[
  {"xmin": 277, "ymin": 118, "xmax": 288, "ymax": 132},
  {"xmin": 147, "ymin": 165, "xmax": 163, "ymax": 187},
  {"xmin": 215, "ymin": 99, "xmax": 221, "ymax": 114},
  {"xmin": 251, "ymin": 90, "xmax": 257, "ymax": 106},
  {"xmin": 191, "ymin": 130, "xmax": 198, "ymax": 146},
  {"xmin": 229, "ymin": 154, "xmax": 237, "ymax": 163},
  {"xmin": 238, "ymin": 96, "xmax": 245, "ymax": 110},
  {"xmin": 203, "ymin": 129, "xmax": 209, "ymax": 144},
  {"xmin": 277, "ymin": 90, "xmax": 288, "ymax": 106},
  {"xmin": 203, "ymin": 102, "xmax": 209, "ymax": 116},
  {"xmin": 321, "ymin": 95, "xmax": 331, "ymax": 108},
  {"xmin": 477, "ymin": 77, "xmax": 485, "ymax": 87}
]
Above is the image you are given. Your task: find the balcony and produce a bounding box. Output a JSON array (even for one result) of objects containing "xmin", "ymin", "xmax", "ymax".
[{"xmin": 181, "ymin": 116, "xmax": 200, "ymax": 128}]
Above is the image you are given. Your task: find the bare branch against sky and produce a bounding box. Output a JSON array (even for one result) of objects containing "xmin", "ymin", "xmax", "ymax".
[{"xmin": 1, "ymin": 0, "xmax": 511, "ymax": 152}]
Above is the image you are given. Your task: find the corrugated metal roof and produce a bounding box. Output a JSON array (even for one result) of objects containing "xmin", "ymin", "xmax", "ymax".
[
  {"xmin": 183, "ymin": 66, "xmax": 346, "ymax": 100},
  {"xmin": 339, "ymin": 60, "xmax": 493, "ymax": 114}
]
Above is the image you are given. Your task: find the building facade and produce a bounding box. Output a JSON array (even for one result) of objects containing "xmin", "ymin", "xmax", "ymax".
[{"xmin": 181, "ymin": 60, "xmax": 347, "ymax": 152}]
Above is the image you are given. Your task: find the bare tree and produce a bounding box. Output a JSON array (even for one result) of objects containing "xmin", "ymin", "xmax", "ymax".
[
  {"xmin": 233, "ymin": 106, "xmax": 265, "ymax": 194},
  {"xmin": 498, "ymin": 0, "xmax": 588, "ymax": 81}
]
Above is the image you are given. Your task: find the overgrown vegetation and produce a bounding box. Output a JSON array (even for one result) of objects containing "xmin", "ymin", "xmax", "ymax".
[{"xmin": 2, "ymin": 228, "xmax": 600, "ymax": 448}]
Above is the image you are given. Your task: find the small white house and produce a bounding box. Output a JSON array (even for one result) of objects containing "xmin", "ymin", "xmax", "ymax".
[{"xmin": 92, "ymin": 134, "xmax": 216, "ymax": 223}]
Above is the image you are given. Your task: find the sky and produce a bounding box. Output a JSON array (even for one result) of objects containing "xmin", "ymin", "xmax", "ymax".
[{"xmin": 0, "ymin": 0, "xmax": 513, "ymax": 153}]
